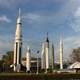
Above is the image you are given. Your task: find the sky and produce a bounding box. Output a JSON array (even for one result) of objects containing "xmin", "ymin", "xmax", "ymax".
[{"xmin": 0, "ymin": 0, "xmax": 80, "ymax": 62}]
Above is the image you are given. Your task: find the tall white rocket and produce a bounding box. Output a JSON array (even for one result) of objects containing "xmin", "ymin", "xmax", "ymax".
[
  {"xmin": 41, "ymin": 34, "xmax": 49, "ymax": 72},
  {"xmin": 41, "ymin": 43, "xmax": 45, "ymax": 69},
  {"xmin": 26, "ymin": 47, "xmax": 31, "ymax": 72},
  {"xmin": 60, "ymin": 37, "xmax": 63, "ymax": 69},
  {"xmin": 45, "ymin": 33, "xmax": 49, "ymax": 70},
  {"xmin": 13, "ymin": 9, "xmax": 22, "ymax": 72}
]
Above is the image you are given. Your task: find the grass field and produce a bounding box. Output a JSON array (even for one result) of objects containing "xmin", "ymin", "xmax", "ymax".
[{"xmin": 0, "ymin": 73, "xmax": 80, "ymax": 80}]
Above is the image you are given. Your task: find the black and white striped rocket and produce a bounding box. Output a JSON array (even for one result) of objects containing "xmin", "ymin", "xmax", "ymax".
[{"xmin": 13, "ymin": 9, "xmax": 22, "ymax": 72}]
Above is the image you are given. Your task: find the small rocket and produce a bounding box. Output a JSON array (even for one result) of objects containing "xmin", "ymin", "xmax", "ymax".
[
  {"xmin": 26, "ymin": 47, "xmax": 31, "ymax": 72},
  {"xmin": 41, "ymin": 43, "xmax": 45, "ymax": 69},
  {"xmin": 51, "ymin": 44, "xmax": 54, "ymax": 71}
]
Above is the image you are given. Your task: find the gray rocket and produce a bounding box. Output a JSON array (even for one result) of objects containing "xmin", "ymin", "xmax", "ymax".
[
  {"xmin": 41, "ymin": 43, "xmax": 45, "ymax": 69},
  {"xmin": 51, "ymin": 44, "xmax": 54, "ymax": 71}
]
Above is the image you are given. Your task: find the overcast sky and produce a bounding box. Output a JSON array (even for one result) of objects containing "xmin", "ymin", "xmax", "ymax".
[{"xmin": 0, "ymin": 0, "xmax": 80, "ymax": 62}]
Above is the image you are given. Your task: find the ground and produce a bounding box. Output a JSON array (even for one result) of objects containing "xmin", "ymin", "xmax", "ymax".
[{"xmin": 0, "ymin": 73, "xmax": 80, "ymax": 80}]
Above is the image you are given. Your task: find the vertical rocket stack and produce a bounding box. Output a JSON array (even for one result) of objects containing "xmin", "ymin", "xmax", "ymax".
[
  {"xmin": 41, "ymin": 33, "xmax": 49, "ymax": 72},
  {"xmin": 60, "ymin": 37, "xmax": 63, "ymax": 69},
  {"xmin": 45, "ymin": 34, "xmax": 49, "ymax": 71},
  {"xmin": 51, "ymin": 44, "xmax": 54, "ymax": 71},
  {"xmin": 26, "ymin": 47, "xmax": 31, "ymax": 72},
  {"xmin": 41, "ymin": 43, "xmax": 45, "ymax": 69},
  {"xmin": 13, "ymin": 9, "xmax": 22, "ymax": 72}
]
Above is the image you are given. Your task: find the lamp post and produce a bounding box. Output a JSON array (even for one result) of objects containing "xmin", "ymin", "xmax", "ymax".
[{"xmin": 36, "ymin": 50, "xmax": 39, "ymax": 74}]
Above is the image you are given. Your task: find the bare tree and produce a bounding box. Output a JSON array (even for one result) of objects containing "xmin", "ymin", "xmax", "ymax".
[{"xmin": 70, "ymin": 47, "xmax": 80, "ymax": 63}]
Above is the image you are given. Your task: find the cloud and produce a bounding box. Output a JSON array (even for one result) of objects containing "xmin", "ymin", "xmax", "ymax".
[
  {"xmin": 21, "ymin": 0, "xmax": 80, "ymax": 29},
  {"xmin": 63, "ymin": 0, "xmax": 80, "ymax": 32},
  {"xmin": 74, "ymin": 7, "xmax": 80, "ymax": 17},
  {"xmin": 0, "ymin": 0, "xmax": 22, "ymax": 9},
  {"xmin": 22, "ymin": 12, "xmax": 66, "ymax": 28},
  {"xmin": 22, "ymin": 13, "xmax": 41, "ymax": 23},
  {"xmin": 69, "ymin": 7, "xmax": 80, "ymax": 32},
  {"xmin": 0, "ymin": 15, "xmax": 11, "ymax": 23},
  {"xmin": 0, "ymin": 34, "xmax": 13, "ymax": 59},
  {"xmin": 0, "ymin": 0, "xmax": 29, "ymax": 9},
  {"xmin": 64, "ymin": 36, "xmax": 80, "ymax": 49},
  {"xmin": 0, "ymin": 0, "xmax": 68, "ymax": 10},
  {"xmin": 62, "ymin": 35, "xmax": 80, "ymax": 59}
]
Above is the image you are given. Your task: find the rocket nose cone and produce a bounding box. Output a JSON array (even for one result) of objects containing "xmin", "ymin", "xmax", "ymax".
[
  {"xmin": 27, "ymin": 46, "xmax": 30, "ymax": 50},
  {"xmin": 17, "ymin": 17, "xmax": 21, "ymax": 24}
]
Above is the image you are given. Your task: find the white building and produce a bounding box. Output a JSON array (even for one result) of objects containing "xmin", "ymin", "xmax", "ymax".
[{"xmin": 68, "ymin": 62, "xmax": 80, "ymax": 69}]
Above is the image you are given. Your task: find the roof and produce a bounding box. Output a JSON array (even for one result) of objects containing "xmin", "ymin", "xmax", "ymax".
[{"xmin": 68, "ymin": 62, "xmax": 80, "ymax": 69}]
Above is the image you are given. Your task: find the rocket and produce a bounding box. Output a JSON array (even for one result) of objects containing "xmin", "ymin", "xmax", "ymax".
[
  {"xmin": 60, "ymin": 37, "xmax": 63, "ymax": 69},
  {"xmin": 41, "ymin": 33, "xmax": 49, "ymax": 73},
  {"xmin": 26, "ymin": 47, "xmax": 31, "ymax": 72},
  {"xmin": 41, "ymin": 43, "xmax": 46, "ymax": 69},
  {"xmin": 51, "ymin": 44, "xmax": 54, "ymax": 71},
  {"xmin": 13, "ymin": 9, "xmax": 22, "ymax": 72},
  {"xmin": 45, "ymin": 33, "xmax": 49, "ymax": 71}
]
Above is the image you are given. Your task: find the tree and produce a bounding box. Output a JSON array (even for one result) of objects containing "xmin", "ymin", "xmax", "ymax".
[
  {"xmin": 2, "ymin": 51, "xmax": 13, "ymax": 72},
  {"xmin": 2, "ymin": 51, "xmax": 13, "ymax": 65},
  {"xmin": 70, "ymin": 47, "xmax": 80, "ymax": 63},
  {"xmin": 0, "ymin": 60, "xmax": 4, "ymax": 72}
]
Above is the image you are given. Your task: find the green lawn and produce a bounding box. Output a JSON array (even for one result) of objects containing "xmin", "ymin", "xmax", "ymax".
[{"xmin": 0, "ymin": 73, "xmax": 80, "ymax": 80}]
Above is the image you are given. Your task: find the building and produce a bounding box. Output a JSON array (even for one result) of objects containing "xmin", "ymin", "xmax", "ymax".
[{"xmin": 22, "ymin": 57, "xmax": 41, "ymax": 70}]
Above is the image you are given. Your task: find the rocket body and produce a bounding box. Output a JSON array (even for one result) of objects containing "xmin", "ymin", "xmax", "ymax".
[
  {"xmin": 41, "ymin": 34, "xmax": 49, "ymax": 71},
  {"xmin": 26, "ymin": 47, "xmax": 31, "ymax": 72},
  {"xmin": 45, "ymin": 42, "xmax": 49, "ymax": 69},
  {"xmin": 60, "ymin": 38, "xmax": 63, "ymax": 69},
  {"xmin": 41, "ymin": 43, "xmax": 46, "ymax": 69},
  {"xmin": 13, "ymin": 9, "xmax": 22, "ymax": 72},
  {"xmin": 52, "ymin": 44, "xmax": 54, "ymax": 70}
]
